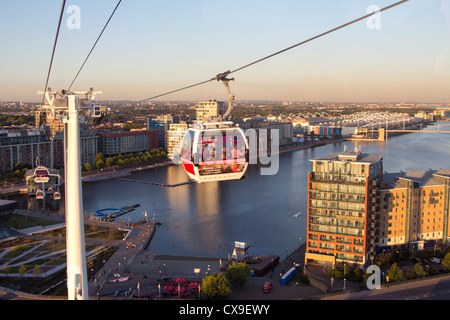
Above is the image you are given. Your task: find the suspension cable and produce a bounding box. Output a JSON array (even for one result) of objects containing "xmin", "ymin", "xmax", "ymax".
[
  {"xmin": 229, "ymin": 0, "xmax": 409, "ymax": 75},
  {"xmin": 67, "ymin": 0, "xmax": 123, "ymax": 91},
  {"xmin": 42, "ymin": 0, "xmax": 66, "ymax": 103},
  {"xmin": 139, "ymin": 0, "xmax": 409, "ymax": 103}
]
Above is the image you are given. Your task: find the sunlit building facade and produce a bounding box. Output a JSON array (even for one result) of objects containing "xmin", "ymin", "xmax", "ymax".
[
  {"xmin": 305, "ymin": 148, "xmax": 383, "ymax": 266},
  {"xmin": 379, "ymin": 170, "xmax": 450, "ymax": 247}
]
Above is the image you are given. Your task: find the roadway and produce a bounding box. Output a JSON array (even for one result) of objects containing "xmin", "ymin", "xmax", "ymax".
[{"xmin": 321, "ymin": 275, "xmax": 450, "ymax": 300}]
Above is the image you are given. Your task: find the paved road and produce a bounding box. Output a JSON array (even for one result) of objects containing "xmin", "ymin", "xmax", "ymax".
[{"xmin": 321, "ymin": 275, "xmax": 450, "ymax": 300}]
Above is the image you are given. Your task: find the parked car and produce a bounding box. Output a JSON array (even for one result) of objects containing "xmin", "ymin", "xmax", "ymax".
[
  {"xmin": 262, "ymin": 282, "xmax": 272, "ymax": 293},
  {"xmin": 430, "ymin": 257, "xmax": 441, "ymax": 264}
]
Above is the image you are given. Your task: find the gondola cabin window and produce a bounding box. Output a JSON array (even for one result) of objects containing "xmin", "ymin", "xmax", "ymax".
[{"xmin": 180, "ymin": 124, "xmax": 248, "ymax": 183}]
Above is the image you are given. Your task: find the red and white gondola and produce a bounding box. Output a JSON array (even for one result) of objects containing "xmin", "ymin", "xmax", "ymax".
[{"xmin": 180, "ymin": 122, "xmax": 248, "ymax": 183}]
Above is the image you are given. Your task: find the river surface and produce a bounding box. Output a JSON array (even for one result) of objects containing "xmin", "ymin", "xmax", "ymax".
[{"xmin": 6, "ymin": 122, "xmax": 450, "ymax": 259}]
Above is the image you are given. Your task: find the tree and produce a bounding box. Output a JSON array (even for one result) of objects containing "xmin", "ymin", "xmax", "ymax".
[
  {"xmin": 96, "ymin": 159, "xmax": 105, "ymax": 169},
  {"xmin": 18, "ymin": 263, "xmax": 27, "ymax": 277},
  {"xmin": 202, "ymin": 272, "xmax": 231, "ymax": 299},
  {"xmin": 413, "ymin": 263, "xmax": 427, "ymax": 278},
  {"xmin": 226, "ymin": 262, "xmax": 251, "ymax": 287},
  {"xmin": 442, "ymin": 253, "xmax": 450, "ymax": 272},
  {"xmin": 387, "ymin": 263, "xmax": 403, "ymax": 283},
  {"xmin": 105, "ymin": 157, "xmax": 115, "ymax": 167},
  {"xmin": 94, "ymin": 153, "xmax": 105, "ymax": 163},
  {"xmin": 84, "ymin": 163, "xmax": 93, "ymax": 172},
  {"xmin": 33, "ymin": 264, "xmax": 41, "ymax": 276}
]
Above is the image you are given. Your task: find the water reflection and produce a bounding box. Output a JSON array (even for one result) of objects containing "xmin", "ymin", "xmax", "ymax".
[{"xmin": 4, "ymin": 122, "xmax": 450, "ymax": 259}]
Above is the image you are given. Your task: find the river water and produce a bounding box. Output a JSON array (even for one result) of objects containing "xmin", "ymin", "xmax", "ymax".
[{"xmin": 7, "ymin": 122, "xmax": 450, "ymax": 259}]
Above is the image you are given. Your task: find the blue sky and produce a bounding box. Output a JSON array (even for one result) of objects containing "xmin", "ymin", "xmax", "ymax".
[{"xmin": 1, "ymin": 0, "xmax": 449, "ymax": 103}]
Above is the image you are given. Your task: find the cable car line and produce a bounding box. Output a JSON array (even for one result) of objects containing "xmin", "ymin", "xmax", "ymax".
[
  {"xmin": 229, "ymin": 0, "xmax": 409, "ymax": 75},
  {"xmin": 139, "ymin": 0, "xmax": 409, "ymax": 103},
  {"xmin": 140, "ymin": 78, "xmax": 215, "ymax": 102},
  {"xmin": 42, "ymin": 0, "xmax": 66, "ymax": 103},
  {"xmin": 67, "ymin": 0, "xmax": 123, "ymax": 91}
]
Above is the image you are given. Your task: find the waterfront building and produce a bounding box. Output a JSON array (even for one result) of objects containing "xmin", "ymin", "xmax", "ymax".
[
  {"xmin": 433, "ymin": 107, "xmax": 450, "ymax": 119},
  {"xmin": 305, "ymin": 148, "xmax": 383, "ymax": 266},
  {"xmin": 52, "ymin": 129, "xmax": 98, "ymax": 167},
  {"xmin": 196, "ymin": 100, "xmax": 226, "ymax": 122},
  {"xmin": 0, "ymin": 130, "xmax": 51, "ymax": 176},
  {"xmin": 166, "ymin": 122, "xmax": 189, "ymax": 161},
  {"xmin": 146, "ymin": 115, "xmax": 180, "ymax": 149},
  {"xmin": 379, "ymin": 170, "xmax": 450, "ymax": 247},
  {"xmin": 97, "ymin": 130, "xmax": 159, "ymax": 156}
]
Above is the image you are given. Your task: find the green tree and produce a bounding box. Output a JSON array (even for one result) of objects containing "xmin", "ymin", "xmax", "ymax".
[
  {"xmin": 18, "ymin": 263, "xmax": 27, "ymax": 276},
  {"xmin": 413, "ymin": 263, "xmax": 427, "ymax": 278},
  {"xmin": 94, "ymin": 153, "xmax": 105, "ymax": 163},
  {"xmin": 442, "ymin": 253, "xmax": 450, "ymax": 272},
  {"xmin": 84, "ymin": 163, "xmax": 93, "ymax": 172},
  {"xmin": 105, "ymin": 157, "xmax": 115, "ymax": 167},
  {"xmin": 226, "ymin": 262, "xmax": 251, "ymax": 288},
  {"xmin": 202, "ymin": 272, "xmax": 231, "ymax": 299},
  {"xmin": 387, "ymin": 263, "xmax": 403, "ymax": 283},
  {"xmin": 96, "ymin": 159, "xmax": 105, "ymax": 169}
]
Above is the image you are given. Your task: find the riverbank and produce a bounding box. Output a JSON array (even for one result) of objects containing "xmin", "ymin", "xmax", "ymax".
[
  {"xmin": 0, "ymin": 160, "xmax": 175, "ymax": 196},
  {"xmin": 0, "ymin": 138, "xmax": 338, "ymax": 196}
]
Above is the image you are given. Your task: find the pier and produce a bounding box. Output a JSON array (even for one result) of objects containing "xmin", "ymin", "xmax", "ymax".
[{"xmin": 118, "ymin": 178, "xmax": 193, "ymax": 188}]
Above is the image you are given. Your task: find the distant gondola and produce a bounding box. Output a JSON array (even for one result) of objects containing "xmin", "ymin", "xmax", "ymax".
[
  {"xmin": 34, "ymin": 166, "xmax": 50, "ymax": 183},
  {"xmin": 36, "ymin": 189, "xmax": 44, "ymax": 200}
]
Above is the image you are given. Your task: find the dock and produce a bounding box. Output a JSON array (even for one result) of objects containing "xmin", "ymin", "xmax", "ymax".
[
  {"xmin": 118, "ymin": 178, "xmax": 193, "ymax": 188},
  {"xmin": 220, "ymin": 255, "xmax": 280, "ymax": 277},
  {"xmin": 90, "ymin": 204, "xmax": 140, "ymax": 221}
]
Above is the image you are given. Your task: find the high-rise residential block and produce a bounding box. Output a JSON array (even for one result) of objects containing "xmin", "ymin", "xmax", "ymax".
[{"xmin": 305, "ymin": 148, "xmax": 383, "ymax": 266}]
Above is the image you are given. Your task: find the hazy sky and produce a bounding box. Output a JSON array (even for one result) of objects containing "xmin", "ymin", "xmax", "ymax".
[{"xmin": 1, "ymin": 0, "xmax": 449, "ymax": 103}]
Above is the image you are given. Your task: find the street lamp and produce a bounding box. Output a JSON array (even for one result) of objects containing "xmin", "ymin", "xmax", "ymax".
[{"xmin": 343, "ymin": 263, "xmax": 347, "ymax": 290}]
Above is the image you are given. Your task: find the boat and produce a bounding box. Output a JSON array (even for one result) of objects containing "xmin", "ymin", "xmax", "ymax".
[{"xmin": 293, "ymin": 212, "xmax": 302, "ymax": 218}]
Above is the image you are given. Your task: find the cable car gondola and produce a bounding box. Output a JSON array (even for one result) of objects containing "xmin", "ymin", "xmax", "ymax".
[
  {"xmin": 180, "ymin": 73, "xmax": 250, "ymax": 183},
  {"xmin": 34, "ymin": 166, "xmax": 50, "ymax": 183},
  {"xmin": 181, "ymin": 121, "xmax": 248, "ymax": 183},
  {"xmin": 36, "ymin": 189, "xmax": 44, "ymax": 200},
  {"xmin": 53, "ymin": 191, "xmax": 61, "ymax": 200}
]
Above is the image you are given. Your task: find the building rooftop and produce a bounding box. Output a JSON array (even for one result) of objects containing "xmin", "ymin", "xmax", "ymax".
[
  {"xmin": 383, "ymin": 169, "xmax": 450, "ymax": 189},
  {"xmin": 313, "ymin": 148, "xmax": 383, "ymax": 164}
]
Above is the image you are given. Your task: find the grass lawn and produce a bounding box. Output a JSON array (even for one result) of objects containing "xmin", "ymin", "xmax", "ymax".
[{"xmin": 5, "ymin": 214, "xmax": 59, "ymax": 230}]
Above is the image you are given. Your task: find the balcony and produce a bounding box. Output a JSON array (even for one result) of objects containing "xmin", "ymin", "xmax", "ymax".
[
  {"xmin": 309, "ymin": 224, "xmax": 365, "ymax": 237},
  {"xmin": 310, "ymin": 173, "xmax": 366, "ymax": 186},
  {"xmin": 310, "ymin": 195, "xmax": 366, "ymax": 204}
]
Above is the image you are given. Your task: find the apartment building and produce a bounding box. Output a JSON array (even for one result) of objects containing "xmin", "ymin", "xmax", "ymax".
[
  {"xmin": 166, "ymin": 122, "xmax": 189, "ymax": 161},
  {"xmin": 146, "ymin": 115, "xmax": 180, "ymax": 149},
  {"xmin": 196, "ymin": 100, "xmax": 226, "ymax": 123},
  {"xmin": 97, "ymin": 130, "xmax": 159, "ymax": 156},
  {"xmin": 0, "ymin": 130, "xmax": 51, "ymax": 175},
  {"xmin": 379, "ymin": 170, "xmax": 450, "ymax": 247},
  {"xmin": 305, "ymin": 148, "xmax": 383, "ymax": 266}
]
